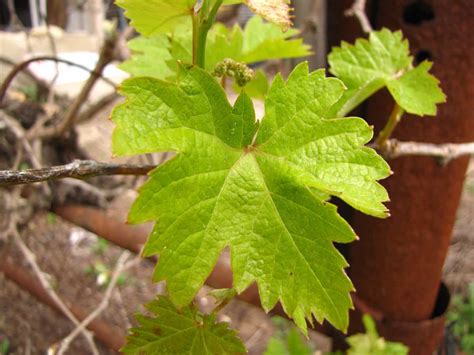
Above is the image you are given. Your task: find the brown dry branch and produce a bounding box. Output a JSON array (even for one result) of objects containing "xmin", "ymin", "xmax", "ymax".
[
  {"xmin": 0, "ymin": 56, "xmax": 49, "ymax": 94},
  {"xmin": 36, "ymin": 33, "xmax": 118, "ymax": 139},
  {"xmin": 379, "ymin": 140, "xmax": 474, "ymax": 164},
  {"xmin": 75, "ymin": 91, "xmax": 120, "ymax": 124},
  {"xmin": 345, "ymin": 0, "xmax": 373, "ymax": 33},
  {"xmin": 0, "ymin": 56, "xmax": 116, "ymax": 108},
  {"xmin": 0, "ymin": 160, "xmax": 155, "ymax": 187}
]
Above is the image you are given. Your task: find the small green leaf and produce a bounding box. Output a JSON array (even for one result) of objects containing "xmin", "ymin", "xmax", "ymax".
[
  {"xmin": 328, "ymin": 28, "xmax": 445, "ymax": 117},
  {"xmin": 122, "ymin": 296, "xmax": 246, "ymax": 354},
  {"xmin": 112, "ymin": 62, "xmax": 390, "ymax": 333},
  {"xmin": 264, "ymin": 338, "xmax": 289, "ymax": 355},
  {"xmin": 264, "ymin": 317, "xmax": 313, "ymax": 355},
  {"xmin": 386, "ymin": 61, "xmax": 446, "ymax": 116},
  {"xmin": 209, "ymin": 288, "xmax": 238, "ymax": 303},
  {"xmin": 346, "ymin": 315, "xmax": 409, "ymax": 355}
]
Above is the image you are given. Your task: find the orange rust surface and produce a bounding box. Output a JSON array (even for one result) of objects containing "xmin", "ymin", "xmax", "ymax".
[
  {"xmin": 350, "ymin": 0, "xmax": 474, "ymax": 322},
  {"xmin": 328, "ymin": 0, "xmax": 474, "ymax": 352}
]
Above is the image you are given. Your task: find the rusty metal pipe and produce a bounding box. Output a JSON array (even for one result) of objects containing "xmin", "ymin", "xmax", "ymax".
[{"xmin": 327, "ymin": 0, "xmax": 474, "ymax": 352}]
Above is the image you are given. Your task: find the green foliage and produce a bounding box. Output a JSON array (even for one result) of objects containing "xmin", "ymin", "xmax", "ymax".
[
  {"xmin": 0, "ymin": 338, "xmax": 9, "ymax": 355},
  {"xmin": 18, "ymin": 84, "xmax": 40, "ymax": 102},
  {"xmin": 264, "ymin": 317, "xmax": 313, "ymax": 355},
  {"xmin": 92, "ymin": 238, "xmax": 110, "ymax": 255},
  {"xmin": 345, "ymin": 315, "xmax": 409, "ymax": 355},
  {"xmin": 112, "ymin": 62, "xmax": 390, "ymax": 333},
  {"xmin": 448, "ymin": 282, "xmax": 474, "ymax": 352},
  {"xmin": 122, "ymin": 296, "xmax": 246, "ymax": 354},
  {"xmin": 121, "ymin": 16, "xmax": 310, "ymax": 85},
  {"xmin": 46, "ymin": 212, "xmax": 57, "ymax": 225},
  {"xmin": 85, "ymin": 261, "xmax": 127, "ymax": 287},
  {"xmin": 328, "ymin": 28, "xmax": 445, "ymax": 117}
]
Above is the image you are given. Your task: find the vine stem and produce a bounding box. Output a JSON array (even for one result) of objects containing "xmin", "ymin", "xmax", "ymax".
[
  {"xmin": 192, "ymin": 0, "xmax": 223, "ymax": 68},
  {"xmin": 375, "ymin": 104, "xmax": 404, "ymax": 148}
]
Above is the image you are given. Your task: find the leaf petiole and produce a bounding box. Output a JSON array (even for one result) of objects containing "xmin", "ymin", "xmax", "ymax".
[{"xmin": 376, "ymin": 103, "xmax": 405, "ymax": 148}]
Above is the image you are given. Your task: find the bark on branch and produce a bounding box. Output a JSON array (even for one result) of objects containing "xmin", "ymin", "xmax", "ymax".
[
  {"xmin": 345, "ymin": 0, "xmax": 373, "ymax": 33},
  {"xmin": 379, "ymin": 140, "xmax": 474, "ymax": 163},
  {"xmin": 0, "ymin": 160, "xmax": 155, "ymax": 187}
]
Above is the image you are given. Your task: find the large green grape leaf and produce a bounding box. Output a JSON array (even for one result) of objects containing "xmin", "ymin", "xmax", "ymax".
[
  {"xmin": 122, "ymin": 296, "xmax": 245, "ymax": 354},
  {"xmin": 112, "ymin": 62, "xmax": 390, "ymax": 333},
  {"xmin": 328, "ymin": 28, "xmax": 445, "ymax": 117}
]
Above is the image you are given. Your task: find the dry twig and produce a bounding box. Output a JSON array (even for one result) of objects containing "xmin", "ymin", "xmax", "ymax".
[
  {"xmin": 37, "ymin": 33, "xmax": 118, "ymax": 139},
  {"xmin": 0, "ymin": 56, "xmax": 116, "ymax": 107},
  {"xmin": 379, "ymin": 140, "xmax": 474, "ymax": 164},
  {"xmin": 0, "ymin": 160, "xmax": 155, "ymax": 187},
  {"xmin": 345, "ymin": 0, "xmax": 373, "ymax": 33}
]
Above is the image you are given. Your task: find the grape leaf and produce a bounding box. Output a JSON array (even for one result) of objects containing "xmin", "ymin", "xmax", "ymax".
[
  {"xmin": 386, "ymin": 61, "xmax": 445, "ymax": 116},
  {"xmin": 122, "ymin": 296, "xmax": 245, "ymax": 354},
  {"xmin": 112, "ymin": 62, "xmax": 390, "ymax": 333},
  {"xmin": 328, "ymin": 28, "xmax": 445, "ymax": 117},
  {"xmin": 119, "ymin": 34, "xmax": 174, "ymax": 79}
]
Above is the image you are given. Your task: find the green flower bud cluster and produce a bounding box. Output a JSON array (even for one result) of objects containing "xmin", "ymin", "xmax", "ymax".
[{"xmin": 212, "ymin": 58, "xmax": 255, "ymax": 87}]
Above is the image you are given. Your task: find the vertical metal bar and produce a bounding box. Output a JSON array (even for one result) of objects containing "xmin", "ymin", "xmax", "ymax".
[
  {"xmin": 292, "ymin": 0, "xmax": 327, "ymax": 69},
  {"xmin": 38, "ymin": 0, "xmax": 47, "ymax": 26}
]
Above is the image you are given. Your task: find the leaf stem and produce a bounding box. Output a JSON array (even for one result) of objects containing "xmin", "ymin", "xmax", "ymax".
[
  {"xmin": 333, "ymin": 78, "xmax": 385, "ymax": 118},
  {"xmin": 375, "ymin": 104, "xmax": 405, "ymax": 148}
]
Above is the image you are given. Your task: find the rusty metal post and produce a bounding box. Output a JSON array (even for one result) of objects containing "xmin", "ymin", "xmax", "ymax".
[{"xmin": 328, "ymin": 0, "xmax": 474, "ymax": 353}]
